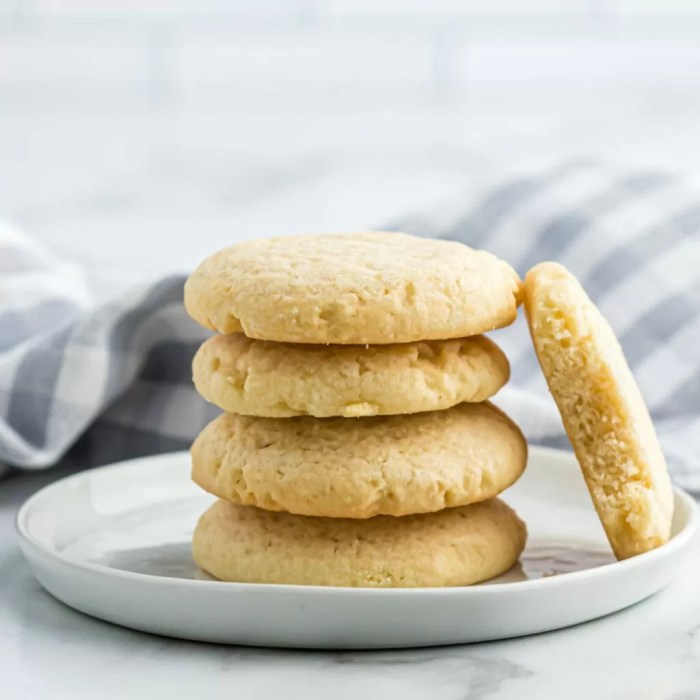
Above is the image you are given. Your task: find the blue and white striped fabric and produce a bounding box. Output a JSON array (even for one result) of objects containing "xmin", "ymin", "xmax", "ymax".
[{"xmin": 1, "ymin": 161, "xmax": 698, "ymax": 490}]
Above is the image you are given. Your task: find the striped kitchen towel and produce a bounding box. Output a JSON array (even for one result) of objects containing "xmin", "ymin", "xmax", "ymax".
[{"xmin": 1, "ymin": 160, "xmax": 698, "ymax": 490}]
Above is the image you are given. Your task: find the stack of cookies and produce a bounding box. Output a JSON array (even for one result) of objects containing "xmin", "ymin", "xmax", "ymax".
[{"xmin": 184, "ymin": 232, "xmax": 528, "ymax": 587}]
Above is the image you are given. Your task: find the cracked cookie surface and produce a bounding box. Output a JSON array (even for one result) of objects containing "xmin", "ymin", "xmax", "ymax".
[
  {"xmin": 193, "ymin": 497, "xmax": 527, "ymax": 587},
  {"xmin": 184, "ymin": 231, "xmax": 521, "ymax": 344},
  {"xmin": 193, "ymin": 333, "xmax": 509, "ymax": 417},
  {"xmin": 191, "ymin": 402, "xmax": 527, "ymax": 518}
]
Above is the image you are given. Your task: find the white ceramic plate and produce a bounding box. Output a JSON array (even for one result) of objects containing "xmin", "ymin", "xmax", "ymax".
[{"xmin": 17, "ymin": 447, "xmax": 697, "ymax": 649}]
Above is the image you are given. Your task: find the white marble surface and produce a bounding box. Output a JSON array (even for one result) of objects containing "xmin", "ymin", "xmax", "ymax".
[{"xmin": 1, "ymin": 463, "xmax": 699, "ymax": 699}]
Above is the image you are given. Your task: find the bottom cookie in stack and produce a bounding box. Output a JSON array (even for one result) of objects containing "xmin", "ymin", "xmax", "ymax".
[{"xmin": 193, "ymin": 498, "xmax": 526, "ymax": 588}]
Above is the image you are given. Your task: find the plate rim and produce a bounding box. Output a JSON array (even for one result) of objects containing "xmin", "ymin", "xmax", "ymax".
[{"xmin": 16, "ymin": 446, "xmax": 699, "ymax": 597}]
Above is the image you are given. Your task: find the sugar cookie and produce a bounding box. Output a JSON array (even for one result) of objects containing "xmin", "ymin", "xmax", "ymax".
[
  {"xmin": 191, "ymin": 402, "xmax": 527, "ymax": 518},
  {"xmin": 524, "ymin": 262, "xmax": 673, "ymax": 559},
  {"xmin": 193, "ymin": 498, "xmax": 526, "ymax": 587},
  {"xmin": 184, "ymin": 232, "xmax": 521, "ymax": 344}
]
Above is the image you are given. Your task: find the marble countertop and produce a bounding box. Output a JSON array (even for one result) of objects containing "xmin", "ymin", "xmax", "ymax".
[{"xmin": 2, "ymin": 463, "xmax": 699, "ymax": 700}]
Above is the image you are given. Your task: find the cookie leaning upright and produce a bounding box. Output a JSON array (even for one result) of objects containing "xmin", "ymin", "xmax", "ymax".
[
  {"xmin": 184, "ymin": 232, "xmax": 521, "ymax": 344},
  {"xmin": 524, "ymin": 262, "xmax": 674, "ymax": 560}
]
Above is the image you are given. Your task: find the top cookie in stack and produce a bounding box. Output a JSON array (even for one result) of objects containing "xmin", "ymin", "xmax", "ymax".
[
  {"xmin": 185, "ymin": 232, "xmax": 527, "ymax": 588},
  {"xmin": 185, "ymin": 232, "xmax": 520, "ymax": 345}
]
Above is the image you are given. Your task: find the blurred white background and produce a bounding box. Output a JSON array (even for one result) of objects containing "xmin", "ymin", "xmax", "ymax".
[{"xmin": 2, "ymin": 0, "xmax": 699, "ymax": 297}]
